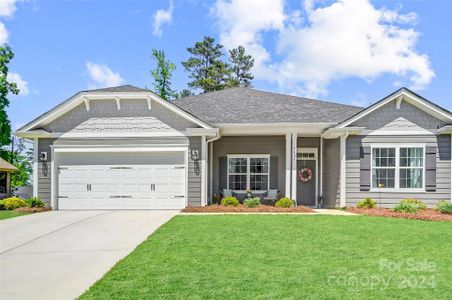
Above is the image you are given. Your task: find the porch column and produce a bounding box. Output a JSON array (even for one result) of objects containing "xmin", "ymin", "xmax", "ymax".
[
  {"xmin": 339, "ymin": 133, "xmax": 349, "ymax": 207},
  {"xmin": 33, "ymin": 138, "xmax": 38, "ymax": 197},
  {"xmin": 285, "ymin": 133, "xmax": 292, "ymax": 198},
  {"xmin": 291, "ymin": 133, "xmax": 298, "ymax": 203},
  {"xmin": 201, "ymin": 135, "xmax": 208, "ymax": 206},
  {"xmin": 50, "ymin": 146, "xmax": 57, "ymax": 210},
  {"xmin": 450, "ymin": 134, "xmax": 452, "ymax": 203}
]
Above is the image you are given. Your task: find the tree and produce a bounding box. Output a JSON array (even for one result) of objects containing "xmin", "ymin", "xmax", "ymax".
[
  {"xmin": 181, "ymin": 36, "xmax": 230, "ymax": 93},
  {"xmin": 177, "ymin": 89, "xmax": 195, "ymax": 98},
  {"xmin": 0, "ymin": 44, "xmax": 19, "ymax": 148},
  {"xmin": 2, "ymin": 136, "xmax": 32, "ymax": 188},
  {"xmin": 227, "ymin": 45, "xmax": 254, "ymax": 87},
  {"xmin": 150, "ymin": 49, "xmax": 176, "ymax": 100}
]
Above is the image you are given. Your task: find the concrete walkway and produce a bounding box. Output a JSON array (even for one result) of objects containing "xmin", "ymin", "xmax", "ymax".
[{"xmin": 0, "ymin": 210, "xmax": 179, "ymax": 300}]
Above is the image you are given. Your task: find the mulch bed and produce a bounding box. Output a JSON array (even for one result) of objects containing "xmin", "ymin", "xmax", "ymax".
[
  {"xmin": 347, "ymin": 207, "xmax": 452, "ymax": 222},
  {"xmin": 183, "ymin": 204, "xmax": 314, "ymax": 213},
  {"xmin": 14, "ymin": 207, "xmax": 51, "ymax": 213}
]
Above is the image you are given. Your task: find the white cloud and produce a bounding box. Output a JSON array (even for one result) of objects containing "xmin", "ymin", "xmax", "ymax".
[
  {"xmin": 86, "ymin": 61, "xmax": 124, "ymax": 88},
  {"xmin": 0, "ymin": 22, "xmax": 8, "ymax": 44},
  {"xmin": 0, "ymin": 0, "xmax": 19, "ymax": 17},
  {"xmin": 7, "ymin": 72, "xmax": 29, "ymax": 96},
  {"xmin": 152, "ymin": 1, "xmax": 174, "ymax": 36},
  {"xmin": 212, "ymin": 0, "xmax": 434, "ymax": 98}
]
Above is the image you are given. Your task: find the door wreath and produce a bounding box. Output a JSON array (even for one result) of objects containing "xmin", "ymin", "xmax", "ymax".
[{"xmin": 298, "ymin": 168, "xmax": 313, "ymax": 183}]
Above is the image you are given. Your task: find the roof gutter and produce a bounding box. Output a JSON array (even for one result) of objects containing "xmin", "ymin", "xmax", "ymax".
[{"xmin": 321, "ymin": 127, "xmax": 364, "ymax": 139}]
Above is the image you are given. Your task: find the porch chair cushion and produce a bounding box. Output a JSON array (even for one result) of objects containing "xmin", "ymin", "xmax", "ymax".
[
  {"xmin": 222, "ymin": 189, "xmax": 233, "ymax": 197},
  {"xmin": 265, "ymin": 189, "xmax": 278, "ymax": 199}
]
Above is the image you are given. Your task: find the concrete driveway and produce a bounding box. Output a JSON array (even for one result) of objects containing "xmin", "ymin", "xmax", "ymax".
[{"xmin": 0, "ymin": 210, "xmax": 179, "ymax": 300}]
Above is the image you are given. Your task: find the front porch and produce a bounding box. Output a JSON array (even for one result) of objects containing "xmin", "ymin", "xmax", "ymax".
[{"xmin": 207, "ymin": 134, "xmax": 343, "ymax": 208}]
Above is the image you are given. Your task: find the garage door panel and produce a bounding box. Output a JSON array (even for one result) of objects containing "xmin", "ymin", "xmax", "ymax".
[{"xmin": 57, "ymin": 160, "xmax": 186, "ymax": 209}]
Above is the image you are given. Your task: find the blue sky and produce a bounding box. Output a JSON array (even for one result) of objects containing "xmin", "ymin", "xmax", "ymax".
[{"xmin": 2, "ymin": 0, "xmax": 452, "ymax": 130}]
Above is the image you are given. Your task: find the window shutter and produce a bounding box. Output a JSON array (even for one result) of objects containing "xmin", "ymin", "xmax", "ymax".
[
  {"xmin": 360, "ymin": 146, "xmax": 371, "ymax": 191},
  {"xmin": 425, "ymin": 146, "xmax": 437, "ymax": 192},
  {"xmin": 270, "ymin": 156, "xmax": 278, "ymax": 189},
  {"xmin": 219, "ymin": 157, "xmax": 227, "ymax": 191}
]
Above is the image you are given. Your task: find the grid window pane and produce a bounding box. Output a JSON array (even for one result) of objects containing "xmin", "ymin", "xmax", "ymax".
[
  {"xmin": 400, "ymin": 169, "xmax": 423, "ymax": 188},
  {"xmin": 229, "ymin": 175, "xmax": 247, "ymax": 190},
  {"xmin": 372, "ymin": 169, "xmax": 395, "ymax": 188},
  {"xmin": 400, "ymin": 147, "xmax": 423, "ymax": 167},
  {"xmin": 372, "ymin": 148, "xmax": 395, "ymax": 167},
  {"xmin": 250, "ymin": 158, "xmax": 269, "ymax": 173},
  {"xmin": 250, "ymin": 175, "xmax": 268, "ymax": 190},
  {"xmin": 229, "ymin": 158, "xmax": 247, "ymax": 173}
]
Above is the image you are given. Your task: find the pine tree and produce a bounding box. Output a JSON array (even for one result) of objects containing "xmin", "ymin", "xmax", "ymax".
[
  {"xmin": 150, "ymin": 49, "xmax": 176, "ymax": 100},
  {"xmin": 227, "ymin": 45, "xmax": 254, "ymax": 87}
]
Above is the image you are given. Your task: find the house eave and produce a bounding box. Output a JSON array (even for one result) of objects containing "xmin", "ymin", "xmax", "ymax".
[{"xmin": 321, "ymin": 127, "xmax": 365, "ymax": 139}]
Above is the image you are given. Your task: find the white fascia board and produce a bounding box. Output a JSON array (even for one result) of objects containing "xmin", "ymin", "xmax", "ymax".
[
  {"xmin": 322, "ymin": 127, "xmax": 364, "ymax": 139},
  {"xmin": 219, "ymin": 123, "xmax": 335, "ymax": 136},
  {"xmin": 54, "ymin": 146, "xmax": 188, "ymax": 153},
  {"xmin": 437, "ymin": 125, "xmax": 452, "ymax": 134},
  {"xmin": 58, "ymin": 131, "xmax": 187, "ymax": 138},
  {"xmin": 15, "ymin": 130, "xmax": 52, "ymax": 139},
  {"xmin": 185, "ymin": 128, "xmax": 219, "ymax": 136},
  {"xmin": 19, "ymin": 91, "xmax": 212, "ymax": 132},
  {"xmin": 337, "ymin": 90, "xmax": 452, "ymax": 128}
]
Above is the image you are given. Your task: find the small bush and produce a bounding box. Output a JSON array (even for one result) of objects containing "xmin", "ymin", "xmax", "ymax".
[
  {"xmin": 357, "ymin": 198, "xmax": 377, "ymax": 209},
  {"xmin": 2, "ymin": 197, "xmax": 27, "ymax": 210},
  {"xmin": 244, "ymin": 197, "xmax": 261, "ymax": 208},
  {"xmin": 221, "ymin": 196, "xmax": 239, "ymax": 207},
  {"xmin": 0, "ymin": 200, "xmax": 4, "ymax": 210},
  {"xmin": 211, "ymin": 194, "xmax": 220, "ymax": 204},
  {"xmin": 25, "ymin": 197, "xmax": 45, "ymax": 208},
  {"xmin": 275, "ymin": 197, "xmax": 294, "ymax": 208},
  {"xmin": 401, "ymin": 198, "xmax": 427, "ymax": 210},
  {"xmin": 436, "ymin": 201, "xmax": 452, "ymax": 214},
  {"xmin": 394, "ymin": 202, "xmax": 419, "ymax": 214}
]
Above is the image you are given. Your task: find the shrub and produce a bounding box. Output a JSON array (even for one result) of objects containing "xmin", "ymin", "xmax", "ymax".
[
  {"xmin": 275, "ymin": 197, "xmax": 294, "ymax": 208},
  {"xmin": 2, "ymin": 197, "xmax": 27, "ymax": 210},
  {"xmin": 356, "ymin": 198, "xmax": 377, "ymax": 209},
  {"xmin": 0, "ymin": 200, "xmax": 4, "ymax": 210},
  {"xmin": 394, "ymin": 202, "xmax": 419, "ymax": 214},
  {"xmin": 212, "ymin": 194, "xmax": 220, "ymax": 204},
  {"xmin": 25, "ymin": 197, "xmax": 45, "ymax": 208},
  {"xmin": 436, "ymin": 201, "xmax": 452, "ymax": 214},
  {"xmin": 221, "ymin": 196, "xmax": 239, "ymax": 207},
  {"xmin": 244, "ymin": 197, "xmax": 260, "ymax": 208},
  {"xmin": 400, "ymin": 198, "xmax": 427, "ymax": 210}
]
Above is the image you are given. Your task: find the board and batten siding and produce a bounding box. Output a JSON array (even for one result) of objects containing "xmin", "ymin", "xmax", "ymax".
[
  {"xmin": 212, "ymin": 136, "xmax": 286, "ymax": 198},
  {"xmin": 188, "ymin": 137, "xmax": 202, "ymax": 206},
  {"xmin": 345, "ymin": 135, "xmax": 451, "ymax": 208},
  {"xmin": 322, "ymin": 138, "xmax": 340, "ymax": 208}
]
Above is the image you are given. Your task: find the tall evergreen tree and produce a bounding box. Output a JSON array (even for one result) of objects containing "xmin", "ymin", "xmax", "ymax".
[
  {"xmin": 0, "ymin": 45, "xmax": 19, "ymax": 149},
  {"xmin": 150, "ymin": 49, "xmax": 176, "ymax": 100},
  {"xmin": 181, "ymin": 36, "xmax": 229, "ymax": 93},
  {"xmin": 227, "ymin": 45, "xmax": 254, "ymax": 87}
]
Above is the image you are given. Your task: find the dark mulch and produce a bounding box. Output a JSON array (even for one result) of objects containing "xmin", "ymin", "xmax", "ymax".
[
  {"xmin": 347, "ymin": 207, "xmax": 452, "ymax": 222},
  {"xmin": 14, "ymin": 207, "xmax": 51, "ymax": 213},
  {"xmin": 183, "ymin": 204, "xmax": 314, "ymax": 213}
]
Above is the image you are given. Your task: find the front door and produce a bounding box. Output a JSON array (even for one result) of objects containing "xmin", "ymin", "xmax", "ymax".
[{"xmin": 296, "ymin": 153, "xmax": 317, "ymax": 207}]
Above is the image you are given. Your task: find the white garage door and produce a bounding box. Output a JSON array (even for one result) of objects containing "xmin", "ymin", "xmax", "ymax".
[{"xmin": 58, "ymin": 164, "xmax": 186, "ymax": 209}]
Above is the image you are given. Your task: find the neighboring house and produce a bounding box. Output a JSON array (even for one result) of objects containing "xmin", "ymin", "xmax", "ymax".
[
  {"xmin": 15, "ymin": 85, "xmax": 452, "ymax": 209},
  {"xmin": 0, "ymin": 158, "xmax": 18, "ymax": 199}
]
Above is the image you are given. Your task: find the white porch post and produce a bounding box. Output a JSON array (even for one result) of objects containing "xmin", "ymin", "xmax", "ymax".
[
  {"xmin": 291, "ymin": 133, "xmax": 298, "ymax": 203},
  {"xmin": 285, "ymin": 133, "xmax": 292, "ymax": 198},
  {"xmin": 450, "ymin": 134, "xmax": 452, "ymax": 203},
  {"xmin": 339, "ymin": 133, "xmax": 348, "ymax": 207},
  {"xmin": 209, "ymin": 141, "xmax": 213, "ymax": 203},
  {"xmin": 201, "ymin": 135, "xmax": 208, "ymax": 206},
  {"xmin": 50, "ymin": 146, "xmax": 57, "ymax": 210},
  {"xmin": 319, "ymin": 137, "xmax": 324, "ymax": 207},
  {"xmin": 33, "ymin": 138, "xmax": 39, "ymax": 197}
]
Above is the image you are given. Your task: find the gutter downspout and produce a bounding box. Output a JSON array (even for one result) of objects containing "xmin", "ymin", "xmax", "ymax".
[{"xmin": 206, "ymin": 130, "xmax": 222, "ymax": 205}]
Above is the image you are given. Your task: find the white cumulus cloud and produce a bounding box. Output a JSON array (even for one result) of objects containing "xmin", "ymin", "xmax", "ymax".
[
  {"xmin": 7, "ymin": 72, "xmax": 28, "ymax": 96},
  {"xmin": 86, "ymin": 61, "xmax": 124, "ymax": 88},
  {"xmin": 152, "ymin": 1, "xmax": 174, "ymax": 36},
  {"xmin": 0, "ymin": 22, "xmax": 8, "ymax": 44},
  {"xmin": 0, "ymin": 0, "xmax": 21, "ymax": 44},
  {"xmin": 212, "ymin": 0, "xmax": 435, "ymax": 97}
]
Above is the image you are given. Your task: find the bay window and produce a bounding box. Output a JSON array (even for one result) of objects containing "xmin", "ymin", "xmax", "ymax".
[
  {"xmin": 371, "ymin": 145, "xmax": 424, "ymax": 190},
  {"xmin": 228, "ymin": 155, "xmax": 270, "ymax": 191}
]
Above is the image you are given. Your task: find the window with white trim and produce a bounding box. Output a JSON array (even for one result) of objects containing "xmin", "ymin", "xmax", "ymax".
[
  {"xmin": 371, "ymin": 146, "xmax": 424, "ymax": 190},
  {"xmin": 228, "ymin": 155, "xmax": 269, "ymax": 190}
]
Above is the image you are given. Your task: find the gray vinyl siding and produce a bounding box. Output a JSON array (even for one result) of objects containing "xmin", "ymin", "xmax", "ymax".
[
  {"xmin": 322, "ymin": 138, "xmax": 340, "ymax": 208},
  {"xmin": 37, "ymin": 138, "xmax": 56, "ymax": 206},
  {"xmin": 188, "ymin": 137, "xmax": 202, "ymax": 206},
  {"xmin": 297, "ymin": 137, "xmax": 320, "ymax": 148},
  {"xmin": 346, "ymin": 135, "xmax": 451, "ymax": 208},
  {"xmin": 43, "ymin": 99, "xmax": 197, "ymax": 133},
  {"xmin": 212, "ymin": 136, "xmax": 286, "ymax": 198}
]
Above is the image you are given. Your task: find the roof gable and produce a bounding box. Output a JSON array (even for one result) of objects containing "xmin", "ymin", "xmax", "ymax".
[{"xmin": 336, "ymin": 88, "xmax": 452, "ymax": 128}]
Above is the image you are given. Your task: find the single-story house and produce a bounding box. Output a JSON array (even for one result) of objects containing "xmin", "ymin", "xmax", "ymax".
[
  {"xmin": 15, "ymin": 85, "xmax": 452, "ymax": 209},
  {"xmin": 0, "ymin": 158, "xmax": 18, "ymax": 199}
]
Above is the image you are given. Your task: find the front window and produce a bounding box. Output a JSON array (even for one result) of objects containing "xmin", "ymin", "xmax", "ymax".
[
  {"xmin": 371, "ymin": 146, "xmax": 424, "ymax": 190},
  {"xmin": 228, "ymin": 155, "xmax": 269, "ymax": 190}
]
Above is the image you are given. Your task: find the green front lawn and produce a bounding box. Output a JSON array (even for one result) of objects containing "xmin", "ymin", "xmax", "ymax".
[
  {"xmin": 0, "ymin": 210, "xmax": 31, "ymax": 220},
  {"xmin": 81, "ymin": 215, "xmax": 452, "ymax": 299}
]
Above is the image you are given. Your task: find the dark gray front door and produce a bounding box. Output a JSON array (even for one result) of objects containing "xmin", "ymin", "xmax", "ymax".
[{"xmin": 297, "ymin": 160, "xmax": 316, "ymax": 206}]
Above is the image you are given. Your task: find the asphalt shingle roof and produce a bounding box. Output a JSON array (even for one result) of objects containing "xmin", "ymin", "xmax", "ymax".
[
  {"xmin": 172, "ymin": 88, "xmax": 364, "ymax": 124},
  {"xmin": 0, "ymin": 158, "xmax": 18, "ymax": 171},
  {"xmin": 82, "ymin": 85, "xmax": 150, "ymax": 93}
]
